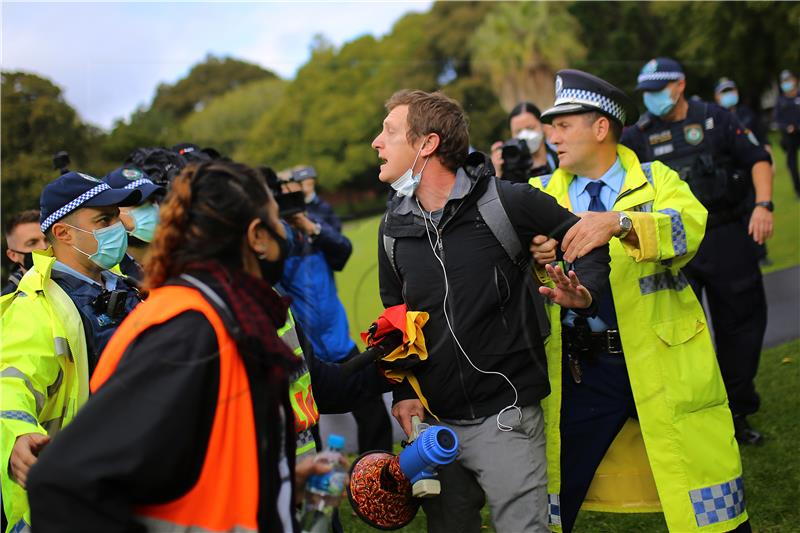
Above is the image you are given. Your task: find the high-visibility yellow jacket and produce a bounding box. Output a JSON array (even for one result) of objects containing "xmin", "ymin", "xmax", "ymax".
[
  {"xmin": 278, "ymin": 308, "xmax": 319, "ymax": 456},
  {"xmin": 531, "ymin": 145, "xmax": 747, "ymax": 533},
  {"xmin": 0, "ymin": 250, "xmax": 90, "ymax": 533}
]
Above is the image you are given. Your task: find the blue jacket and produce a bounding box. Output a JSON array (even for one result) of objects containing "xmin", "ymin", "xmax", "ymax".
[{"xmin": 280, "ymin": 196, "xmax": 354, "ymax": 362}]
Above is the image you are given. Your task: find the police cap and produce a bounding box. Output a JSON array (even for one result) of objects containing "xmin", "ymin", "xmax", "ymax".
[
  {"xmin": 635, "ymin": 57, "xmax": 685, "ymax": 91},
  {"xmin": 541, "ymin": 69, "xmax": 639, "ymax": 127},
  {"xmin": 715, "ymin": 77, "xmax": 737, "ymax": 93},
  {"xmin": 103, "ymin": 167, "xmax": 166, "ymax": 202},
  {"xmin": 40, "ymin": 171, "xmax": 142, "ymax": 233}
]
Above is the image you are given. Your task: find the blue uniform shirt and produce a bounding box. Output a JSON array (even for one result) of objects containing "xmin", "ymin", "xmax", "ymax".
[
  {"xmin": 563, "ymin": 157, "xmax": 626, "ymax": 331},
  {"xmin": 50, "ymin": 262, "xmax": 140, "ymax": 372}
]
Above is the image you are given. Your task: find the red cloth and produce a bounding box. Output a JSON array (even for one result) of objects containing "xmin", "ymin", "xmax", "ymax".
[{"xmin": 361, "ymin": 304, "xmax": 409, "ymax": 345}]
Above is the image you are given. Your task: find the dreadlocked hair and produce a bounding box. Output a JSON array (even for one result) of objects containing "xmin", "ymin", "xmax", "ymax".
[{"xmin": 144, "ymin": 161, "xmax": 272, "ymax": 290}]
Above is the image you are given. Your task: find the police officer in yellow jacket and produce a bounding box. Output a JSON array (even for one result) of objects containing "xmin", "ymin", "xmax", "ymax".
[
  {"xmin": 529, "ymin": 70, "xmax": 748, "ymax": 532},
  {"xmin": 0, "ymin": 171, "xmax": 141, "ymax": 533}
]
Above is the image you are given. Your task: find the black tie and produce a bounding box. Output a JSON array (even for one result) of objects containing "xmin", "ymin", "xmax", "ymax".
[{"xmin": 583, "ymin": 180, "xmax": 618, "ymax": 329}]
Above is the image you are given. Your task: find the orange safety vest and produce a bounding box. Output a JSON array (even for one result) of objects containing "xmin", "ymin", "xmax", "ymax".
[{"xmin": 91, "ymin": 285, "xmax": 260, "ymax": 532}]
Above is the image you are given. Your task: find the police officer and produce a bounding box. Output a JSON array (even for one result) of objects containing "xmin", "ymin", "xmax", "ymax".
[
  {"xmin": 774, "ymin": 69, "xmax": 800, "ymax": 197},
  {"xmin": 714, "ymin": 77, "xmax": 773, "ymax": 265},
  {"xmin": 0, "ymin": 171, "xmax": 143, "ymax": 532},
  {"xmin": 102, "ymin": 166, "xmax": 166, "ymax": 282},
  {"xmin": 530, "ymin": 69, "xmax": 749, "ymax": 533},
  {"xmin": 621, "ymin": 57, "xmax": 773, "ymax": 445}
]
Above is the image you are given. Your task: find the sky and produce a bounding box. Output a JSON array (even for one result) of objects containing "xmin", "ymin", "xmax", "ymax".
[{"xmin": 1, "ymin": 1, "xmax": 433, "ymax": 129}]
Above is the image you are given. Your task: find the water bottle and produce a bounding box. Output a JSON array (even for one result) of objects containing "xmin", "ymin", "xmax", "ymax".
[{"xmin": 300, "ymin": 434, "xmax": 347, "ymax": 533}]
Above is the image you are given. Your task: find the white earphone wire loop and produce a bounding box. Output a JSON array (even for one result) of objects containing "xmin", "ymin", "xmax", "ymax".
[{"xmin": 416, "ymin": 198, "xmax": 522, "ymax": 432}]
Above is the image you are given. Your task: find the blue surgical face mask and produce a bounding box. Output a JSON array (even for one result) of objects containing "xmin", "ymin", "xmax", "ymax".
[
  {"xmin": 781, "ymin": 80, "xmax": 796, "ymax": 93},
  {"xmin": 643, "ymin": 87, "xmax": 676, "ymax": 117},
  {"xmin": 66, "ymin": 221, "xmax": 128, "ymax": 270},
  {"xmin": 391, "ymin": 140, "xmax": 430, "ymax": 197},
  {"xmin": 128, "ymin": 203, "xmax": 159, "ymax": 243},
  {"xmin": 719, "ymin": 91, "xmax": 739, "ymax": 109}
]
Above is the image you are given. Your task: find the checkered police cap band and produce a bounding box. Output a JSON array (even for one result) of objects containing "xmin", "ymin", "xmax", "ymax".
[
  {"xmin": 554, "ymin": 88, "xmax": 626, "ymax": 124},
  {"xmin": 40, "ymin": 183, "xmax": 111, "ymax": 233},
  {"xmin": 637, "ymin": 71, "xmax": 685, "ymax": 84},
  {"xmin": 123, "ymin": 178, "xmax": 155, "ymax": 190}
]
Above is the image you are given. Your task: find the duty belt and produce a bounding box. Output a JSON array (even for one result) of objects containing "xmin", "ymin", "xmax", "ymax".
[{"xmin": 562, "ymin": 324, "xmax": 623, "ymax": 355}]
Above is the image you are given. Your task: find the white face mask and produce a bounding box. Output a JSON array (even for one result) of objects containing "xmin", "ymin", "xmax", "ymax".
[
  {"xmin": 516, "ymin": 128, "xmax": 543, "ymax": 154},
  {"xmin": 391, "ymin": 140, "xmax": 429, "ymax": 197}
]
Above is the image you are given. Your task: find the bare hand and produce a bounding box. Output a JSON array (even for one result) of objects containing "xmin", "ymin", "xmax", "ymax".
[
  {"xmin": 491, "ymin": 141, "xmax": 504, "ymax": 177},
  {"xmin": 391, "ymin": 399, "xmax": 425, "ymax": 437},
  {"xmin": 10, "ymin": 433, "xmax": 50, "ymax": 488},
  {"xmin": 294, "ymin": 453, "xmax": 350, "ymax": 505},
  {"xmin": 562, "ymin": 211, "xmax": 618, "ymax": 262},
  {"xmin": 530, "ymin": 235, "xmax": 558, "ymax": 265},
  {"xmin": 538, "ymin": 264, "xmax": 593, "ymax": 309},
  {"xmin": 287, "ymin": 213, "xmax": 316, "ymax": 236},
  {"xmin": 749, "ymin": 206, "xmax": 773, "ymax": 244}
]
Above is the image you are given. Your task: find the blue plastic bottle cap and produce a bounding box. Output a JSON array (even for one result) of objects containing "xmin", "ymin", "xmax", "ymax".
[{"xmin": 328, "ymin": 434, "xmax": 346, "ymax": 450}]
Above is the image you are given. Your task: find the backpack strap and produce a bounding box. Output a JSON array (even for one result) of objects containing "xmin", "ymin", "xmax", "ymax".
[
  {"xmin": 477, "ymin": 177, "xmax": 550, "ymax": 338},
  {"xmin": 381, "ymin": 212, "xmax": 401, "ymax": 283},
  {"xmin": 476, "ymin": 177, "xmax": 528, "ymax": 269}
]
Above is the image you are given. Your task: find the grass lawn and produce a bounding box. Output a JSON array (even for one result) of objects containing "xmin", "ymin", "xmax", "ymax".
[
  {"xmin": 337, "ymin": 340, "xmax": 800, "ymax": 532},
  {"xmin": 762, "ymin": 136, "xmax": 800, "ymax": 274}
]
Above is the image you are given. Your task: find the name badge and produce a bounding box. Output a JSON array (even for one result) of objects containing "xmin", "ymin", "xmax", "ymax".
[
  {"xmin": 654, "ymin": 144, "xmax": 674, "ymax": 156},
  {"xmin": 648, "ymin": 130, "xmax": 672, "ymax": 145}
]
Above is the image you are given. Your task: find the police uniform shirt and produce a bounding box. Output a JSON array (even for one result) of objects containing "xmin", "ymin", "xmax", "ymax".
[
  {"xmin": 732, "ymin": 105, "xmax": 769, "ymax": 146},
  {"xmin": 620, "ymin": 100, "xmax": 771, "ymax": 172},
  {"xmin": 562, "ymin": 156, "xmax": 625, "ymax": 332},
  {"xmin": 50, "ymin": 261, "xmax": 140, "ymax": 371},
  {"xmin": 774, "ymin": 92, "xmax": 800, "ymax": 131}
]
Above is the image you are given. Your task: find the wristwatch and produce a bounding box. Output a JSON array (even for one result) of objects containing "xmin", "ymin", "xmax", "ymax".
[
  {"xmin": 309, "ymin": 222, "xmax": 322, "ymax": 239},
  {"xmin": 616, "ymin": 212, "xmax": 633, "ymax": 239},
  {"xmin": 755, "ymin": 201, "xmax": 774, "ymax": 212}
]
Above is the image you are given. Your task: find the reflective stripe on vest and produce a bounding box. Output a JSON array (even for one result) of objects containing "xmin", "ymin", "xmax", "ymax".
[
  {"xmin": 92, "ymin": 286, "xmax": 260, "ymax": 532},
  {"xmin": 278, "ymin": 308, "xmax": 319, "ymax": 455}
]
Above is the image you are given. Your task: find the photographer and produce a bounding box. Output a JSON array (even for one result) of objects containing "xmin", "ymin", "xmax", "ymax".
[
  {"xmin": 491, "ymin": 102, "xmax": 559, "ymax": 182},
  {"xmin": 276, "ymin": 165, "xmax": 393, "ymax": 455}
]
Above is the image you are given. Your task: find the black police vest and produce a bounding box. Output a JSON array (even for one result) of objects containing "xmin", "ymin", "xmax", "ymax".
[
  {"xmin": 640, "ymin": 101, "xmax": 747, "ymax": 218},
  {"xmin": 51, "ymin": 270, "xmax": 142, "ymax": 373}
]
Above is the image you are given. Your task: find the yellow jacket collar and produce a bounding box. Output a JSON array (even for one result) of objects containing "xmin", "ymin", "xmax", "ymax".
[
  {"xmin": 548, "ymin": 144, "xmax": 649, "ymax": 199},
  {"xmin": 19, "ymin": 248, "xmax": 57, "ymax": 295}
]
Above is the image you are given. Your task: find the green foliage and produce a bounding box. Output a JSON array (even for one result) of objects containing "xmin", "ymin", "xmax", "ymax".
[
  {"xmin": 1, "ymin": 71, "xmax": 92, "ymax": 218},
  {"xmin": 150, "ymin": 54, "xmax": 278, "ymax": 120},
  {"xmin": 179, "ymin": 78, "xmax": 287, "ymax": 159},
  {"xmin": 470, "ymin": 2, "xmax": 586, "ymax": 111},
  {"xmin": 650, "ymin": 2, "xmax": 800, "ymax": 105},
  {"xmin": 1, "ymin": 72, "xmax": 89, "ymax": 163},
  {"xmin": 238, "ymin": 12, "xmax": 441, "ymax": 191},
  {"xmin": 99, "ymin": 108, "xmax": 174, "ymax": 164},
  {"xmin": 567, "ymin": 2, "xmax": 682, "ymax": 95}
]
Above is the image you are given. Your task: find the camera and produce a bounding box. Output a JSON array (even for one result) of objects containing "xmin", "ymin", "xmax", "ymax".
[
  {"xmin": 53, "ymin": 151, "xmax": 71, "ymax": 175},
  {"xmin": 500, "ymin": 139, "xmax": 533, "ymax": 184},
  {"xmin": 259, "ymin": 166, "xmax": 307, "ymax": 218}
]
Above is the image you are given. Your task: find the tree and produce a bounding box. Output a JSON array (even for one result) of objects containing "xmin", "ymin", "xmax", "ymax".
[
  {"xmin": 150, "ymin": 54, "xmax": 278, "ymax": 120},
  {"xmin": 652, "ymin": 2, "xmax": 800, "ymax": 108},
  {"xmin": 1, "ymin": 71, "xmax": 91, "ymax": 218},
  {"xmin": 180, "ymin": 78, "xmax": 287, "ymax": 158},
  {"xmin": 470, "ymin": 2, "xmax": 586, "ymax": 111}
]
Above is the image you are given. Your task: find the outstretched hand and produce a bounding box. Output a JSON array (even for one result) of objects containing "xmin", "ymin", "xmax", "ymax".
[{"xmin": 538, "ymin": 264, "xmax": 593, "ymax": 309}]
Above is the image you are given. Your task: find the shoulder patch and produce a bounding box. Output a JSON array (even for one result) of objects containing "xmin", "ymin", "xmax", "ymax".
[{"xmin": 684, "ymin": 124, "xmax": 704, "ymax": 145}]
